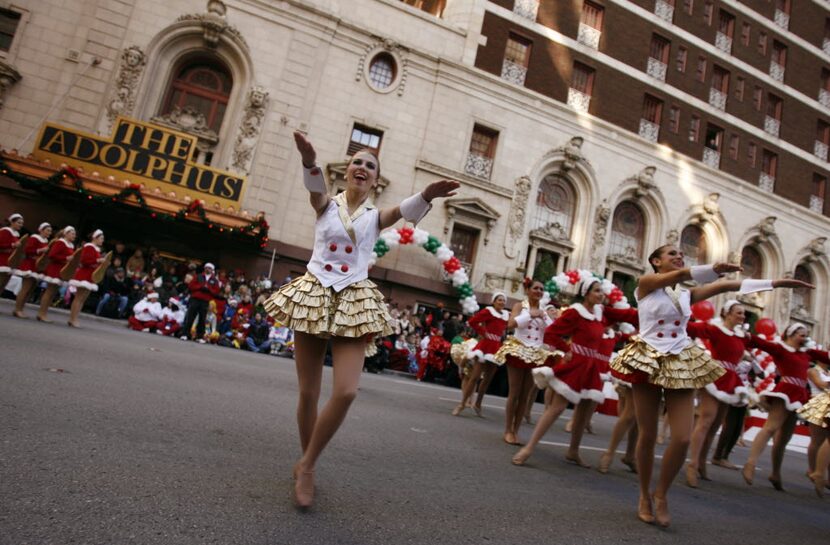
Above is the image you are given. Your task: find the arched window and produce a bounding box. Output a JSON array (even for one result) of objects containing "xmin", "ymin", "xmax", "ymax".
[
  {"xmin": 608, "ymin": 201, "xmax": 645, "ymax": 259},
  {"xmin": 792, "ymin": 264, "xmax": 813, "ymax": 314},
  {"xmin": 680, "ymin": 224, "xmax": 707, "ymax": 268},
  {"xmin": 532, "ymin": 174, "xmax": 576, "ymax": 237},
  {"xmin": 740, "ymin": 246, "xmax": 763, "ymax": 279},
  {"xmin": 161, "ymin": 58, "xmax": 233, "ymax": 132}
]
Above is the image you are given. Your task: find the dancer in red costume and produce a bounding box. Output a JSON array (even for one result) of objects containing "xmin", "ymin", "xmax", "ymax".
[
  {"xmin": 36, "ymin": 226, "xmax": 76, "ymax": 323},
  {"xmin": 684, "ymin": 300, "xmax": 753, "ymax": 487},
  {"xmin": 0, "ymin": 212, "xmax": 24, "ymax": 295},
  {"xmin": 453, "ymin": 292, "xmax": 508, "ymax": 416},
  {"xmin": 512, "ymin": 278, "xmax": 635, "ymax": 467},
  {"xmin": 13, "ymin": 222, "xmax": 52, "ymax": 318},
  {"xmin": 68, "ymin": 229, "xmax": 105, "ymax": 327},
  {"xmin": 494, "ymin": 279, "xmax": 558, "ymax": 446},
  {"xmin": 416, "ymin": 328, "xmax": 451, "ymax": 381},
  {"xmin": 742, "ymin": 322, "xmax": 830, "ymax": 490}
]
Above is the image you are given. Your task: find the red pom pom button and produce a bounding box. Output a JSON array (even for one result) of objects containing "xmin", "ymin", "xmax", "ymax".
[
  {"xmin": 345, "ymin": 245, "xmax": 353, "ymax": 253},
  {"xmin": 658, "ymin": 319, "xmax": 665, "ymax": 325},
  {"xmin": 674, "ymin": 320, "xmax": 681, "ymax": 326},
  {"xmin": 324, "ymin": 264, "xmax": 332, "ymax": 271},
  {"xmin": 329, "ymin": 243, "xmax": 337, "ymax": 252},
  {"xmin": 657, "ymin": 332, "xmax": 664, "ymax": 338},
  {"xmin": 671, "ymin": 332, "xmax": 678, "ymax": 338},
  {"xmin": 310, "ymin": 167, "xmax": 320, "ymax": 175},
  {"xmin": 341, "ymin": 264, "xmax": 349, "ymax": 273}
]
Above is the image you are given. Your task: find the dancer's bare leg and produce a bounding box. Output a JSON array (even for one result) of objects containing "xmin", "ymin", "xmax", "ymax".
[
  {"xmin": 653, "ymin": 388, "xmax": 695, "ymax": 527},
  {"xmin": 600, "ymin": 389, "xmax": 636, "ymax": 472},
  {"xmin": 512, "ymin": 370, "xmax": 535, "ymax": 438},
  {"xmin": 293, "ymin": 332, "xmax": 327, "ymax": 452},
  {"xmin": 742, "ymin": 398, "xmax": 788, "ymax": 485},
  {"xmin": 504, "ymin": 366, "xmax": 526, "ymax": 444},
  {"xmin": 699, "ymin": 402, "xmax": 727, "ymax": 480},
  {"xmin": 769, "ymin": 410, "xmax": 797, "ymax": 490},
  {"xmin": 566, "ymin": 400, "xmax": 595, "ymax": 467},
  {"xmin": 632, "ymin": 383, "xmax": 661, "ymax": 524},
  {"xmin": 512, "ymin": 392, "xmax": 569, "ymax": 464},
  {"xmin": 68, "ymin": 287, "xmax": 90, "ymax": 326},
  {"xmin": 0, "ymin": 272, "xmax": 10, "ymax": 295},
  {"xmin": 543, "ymin": 387, "xmax": 553, "ymax": 409},
  {"xmin": 474, "ymin": 362, "xmax": 497, "ymax": 413},
  {"xmin": 13, "ymin": 277, "xmax": 36, "ymax": 317},
  {"xmin": 37, "ymin": 284, "xmax": 58, "ymax": 321},
  {"xmin": 808, "ymin": 423, "xmax": 825, "ymax": 474},
  {"xmin": 687, "ymin": 390, "xmax": 720, "ymax": 486},
  {"xmin": 811, "ymin": 434, "xmax": 830, "ymax": 496},
  {"xmin": 524, "ymin": 383, "xmax": 537, "ymax": 423},
  {"xmin": 455, "ymin": 360, "xmax": 482, "ymax": 415}
]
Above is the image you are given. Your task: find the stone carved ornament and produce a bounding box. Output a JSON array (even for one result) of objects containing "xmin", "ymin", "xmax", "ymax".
[
  {"xmin": 152, "ymin": 105, "xmax": 219, "ymax": 150},
  {"xmin": 356, "ymin": 38, "xmax": 409, "ymax": 96},
  {"xmin": 105, "ymin": 46, "xmax": 146, "ymax": 128},
  {"xmin": 633, "ymin": 166, "xmax": 656, "ymax": 197},
  {"xmin": 177, "ymin": 0, "xmax": 248, "ymax": 50},
  {"xmin": 231, "ymin": 85, "xmax": 269, "ymax": 174},
  {"xmin": 755, "ymin": 216, "xmax": 777, "ymax": 243},
  {"xmin": 802, "ymin": 237, "xmax": 827, "ymax": 263},
  {"xmin": 589, "ymin": 201, "xmax": 610, "ymax": 271},
  {"xmin": 665, "ymin": 229, "xmax": 679, "ymax": 246},
  {"xmin": 0, "ymin": 59, "xmax": 21, "ymax": 110},
  {"xmin": 503, "ymin": 176, "xmax": 532, "ymax": 259},
  {"xmin": 558, "ymin": 136, "xmax": 584, "ymax": 172},
  {"xmin": 530, "ymin": 222, "xmax": 570, "ymax": 242}
]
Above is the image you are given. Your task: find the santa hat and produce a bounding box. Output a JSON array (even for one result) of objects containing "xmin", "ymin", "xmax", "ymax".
[
  {"xmin": 204, "ymin": 262, "xmax": 215, "ymax": 270},
  {"xmin": 169, "ymin": 297, "xmax": 180, "ymax": 306},
  {"xmin": 8, "ymin": 213, "xmax": 22, "ymax": 222},
  {"xmin": 38, "ymin": 222, "xmax": 51, "ymax": 232},
  {"xmin": 146, "ymin": 292, "xmax": 159, "ymax": 299},
  {"xmin": 228, "ymin": 298, "xmax": 238, "ymax": 306}
]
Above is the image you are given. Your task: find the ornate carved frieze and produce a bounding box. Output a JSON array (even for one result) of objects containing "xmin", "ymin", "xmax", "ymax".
[
  {"xmin": 589, "ymin": 201, "xmax": 610, "ymax": 271},
  {"xmin": 802, "ymin": 237, "xmax": 827, "ymax": 263},
  {"xmin": 558, "ymin": 136, "xmax": 584, "ymax": 172},
  {"xmin": 607, "ymin": 245, "xmax": 645, "ymax": 272},
  {"xmin": 0, "ymin": 59, "xmax": 21, "ymax": 110},
  {"xmin": 503, "ymin": 176, "xmax": 532, "ymax": 258},
  {"xmin": 176, "ymin": 0, "xmax": 248, "ymax": 50},
  {"xmin": 231, "ymin": 85, "xmax": 269, "ymax": 174},
  {"xmin": 754, "ymin": 216, "xmax": 777, "ymax": 243},
  {"xmin": 151, "ymin": 105, "xmax": 219, "ymax": 151},
  {"xmin": 105, "ymin": 46, "xmax": 146, "ymax": 129},
  {"xmin": 529, "ymin": 222, "xmax": 574, "ymax": 247},
  {"xmin": 624, "ymin": 166, "xmax": 657, "ymax": 198},
  {"xmin": 665, "ymin": 229, "xmax": 679, "ymax": 245}
]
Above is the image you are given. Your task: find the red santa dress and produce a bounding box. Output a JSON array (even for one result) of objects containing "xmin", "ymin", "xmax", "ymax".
[
  {"xmin": 42, "ymin": 239, "xmax": 74, "ymax": 285},
  {"xmin": 687, "ymin": 322, "xmax": 752, "ymax": 406},
  {"xmin": 749, "ymin": 335, "xmax": 830, "ymax": 411},
  {"xmin": 0, "ymin": 225, "xmax": 21, "ymax": 273},
  {"xmin": 13, "ymin": 234, "xmax": 49, "ymax": 280},
  {"xmin": 466, "ymin": 306, "xmax": 509, "ymax": 363}
]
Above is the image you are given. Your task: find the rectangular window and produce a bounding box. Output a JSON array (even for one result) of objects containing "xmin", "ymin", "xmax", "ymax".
[
  {"xmin": 735, "ymin": 77, "xmax": 745, "ymax": 101},
  {"xmin": 689, "ymin": 115, "xmax": 701, "ymax": 142},
  {"xmin": 705, "ymin": 124, "xmax": 724, "ymax": 152},
  {"xmin": 823, "ymin": 69, "xmax": 830, "ymax": 92},
  {"xmin": 0, "ymin": 8, "xmax": 21, "ymax": 52},
  {"xmin": 449, "ymin": 224, "xmax": 479, "ymax": 274},
  {"xmin": 348, "ymin": 124, "xmax": 383, "ymax": 156},
  {"xmin": 581, "ymin": 1, "xmax": 604, "ymax": 30},
  {"xmin": 766, "ymin": 94, "xmax": 782, "ymax": 121},
  {"xmin": 676, "ymin": 46, "xmax": 688, "ymax": 72},
  {"xmin": 753, "ymin": 86, "xmax": 763, "ymax": 111},
  {"xmin": 762, "ymin": 150, "xmax": 777, "ymax": 177},
  {"xmin": 776, "ymin": 0, "xmax": 790, "ymax": 15},
  {"xmin": 718, "ymin": 10, "xmax": 735, "ymax": 38},
  {"xmin": 741, "ymin": 22, "xmax": 751, "ymax": 46},
  {"xmin": 684, "ymin": 0, "xmax": 694, "ymax": 15},
  {"xmin": 748, "ymin": 142, "xmax": 757, "ymax": 167},
  {"xmin": 669, "ymin": 106, "xmax": 680, "ymax": 133},
  {"xmin": 728, "ymin": 133, "xmax": 740, "ymax": 159},
  {"xmin": 505, "ymin": 33, "xmax": 532, "ymax": 67},
  {"xmin": 712, "ymin": 65, "xmax": 729, "ymax": 93},
  {"xmin": 758, "ymin": 32, "xmax": 768, "ymax": 55},
  {"xmin": 469, "ymin": 124, "xmax": 498, "ymax": 159},
  {"xmin": 696, "ymin": 56, "xmax": 707, "ymax": 82},
  {"xmin": 817, "ymin": 120, "xmax": 830, "ymax": 145},
  {"xmin": 772, "ymin": 41, "xmax": 787, "ymax": 67},
  {"xmin": 650, "ymin": 34, "xmax": 671, "ymax": 64},
  {"xmin": 642, "ymin": 94, "xmax": 663, "ymax": 124},
  {"xmin": 814, "ymin": 173, "xmax": 827, "ymax": 199},
  {"xmin": 571, "ymin": 62, "xmax": 595, "ymax": 95},
  {"xmin": 704, "ymin": 2, "xmax": 713, "ymax": 25}
]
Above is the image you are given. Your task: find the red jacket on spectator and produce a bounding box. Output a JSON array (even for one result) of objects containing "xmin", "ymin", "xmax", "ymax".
[{"xmin": 188, "ymin": 273, "xmax": 221, "ymax": 302}]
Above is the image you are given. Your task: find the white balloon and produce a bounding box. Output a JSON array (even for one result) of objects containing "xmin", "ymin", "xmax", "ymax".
[{"xmin": 412, "ymin": 228, "xmax": 429, "ymax": 245}]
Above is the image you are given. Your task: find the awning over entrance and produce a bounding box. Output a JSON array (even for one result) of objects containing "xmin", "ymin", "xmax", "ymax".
[{"xmin": 0, "ymin": 150, "xmax": 269, "ymax": 249}]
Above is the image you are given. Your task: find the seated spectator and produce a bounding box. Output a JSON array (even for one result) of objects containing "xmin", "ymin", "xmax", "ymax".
[
  {"xmin": 246, "ymin": 312, "xmax": 272, "ymax": 353},
  {"xmin": 128, "ymin": 291, "xmax": 163, "ymax": 332},
  {"xmin": 269, "ymin": 322, "xmax": 293, "ymax": 355},
  {"xmin": 125, "ymin": 249, "xmax": 145, "ymax": 276},
  {"xmin": 157, "ymin": 297, "xmax": 185, "ymax": 336},
  {"xmin": 203, "ymin": 299, "xmax": 219, "ymax": 343},
  {"xmin": 96, "ymin": 267, "xmax": 131, "ymax": 318}
]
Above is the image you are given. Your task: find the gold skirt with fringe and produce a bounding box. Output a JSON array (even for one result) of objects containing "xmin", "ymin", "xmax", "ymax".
[
  {"xmin": 263, "ymin": 272, "xmax": 393, "ymax": 339},
  {"xmin": 609, "ymin": 336, "xmax": 725, "ymax": 390},
  {"xmin": 493, "ymin": 336, "xmax": 559, "ymax": 367},
  {"xmin": 798, "ymin": 392, "xmax": 830, "ymax": 427}
]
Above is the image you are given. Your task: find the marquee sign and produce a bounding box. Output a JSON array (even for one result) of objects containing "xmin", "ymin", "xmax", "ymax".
[{"xmin": 33, "ymin": 116, "xmax": 246, "ymax": 209}]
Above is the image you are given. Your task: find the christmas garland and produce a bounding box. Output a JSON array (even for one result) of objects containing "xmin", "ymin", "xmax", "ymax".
[
  {"xmin": 370, "ymin": 226, "xmax": 480, "ymax": 314},
  {"xmin": 0, "ymin": 159, "xmax": 270, "ymax": 248}
]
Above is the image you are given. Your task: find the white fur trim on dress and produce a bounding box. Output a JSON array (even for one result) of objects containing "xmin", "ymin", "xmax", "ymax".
[
  {"xmin": 69, "ymin": 279, "xmax": 99, "ymax": 291},
  {"xmin": 531, "ymin": 367, "xmax": 606, "ymax": 403},
  {"xmin": 610, "ymin": 374, "xmax": 632, "ymax": 389},
  {"xmin": 485, "ymin": 306, "xmax": 509, "ymax": 320},
  {"xmin": 704, "ymin": 382, "xmax": 749, "ymax": 406},
  {"xmin": 13, "ymin": 269, "xmax": 42, "ymax": 280},
  {"xmin": 42, "ymin": 275, "xmax": 64, "ymax": 285},
  {"xmin": 759, "ymin": 390, "xmax": 803, "ymax": 411},
  {"xmin": 0, "ymin": 266, "xmax": 12, "ymax": 273},
  {"xmin": 570, "ymin": 303, "xmax": 603, "ymax": 321},
  {"xmin": 467, "ymin": 348, "xmax": 497, "ymax": 363}
]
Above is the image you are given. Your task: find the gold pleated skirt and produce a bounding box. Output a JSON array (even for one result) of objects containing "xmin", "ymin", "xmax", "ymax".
[
  {"xmin": 609, "ymin": 336, "xmax": 725, "ymax": 390},
  {"xmin": 798, "ymin": 392, "xmax": 830, "ymax": 427},
  {"xmin": 493, "ymin": 336, "xmax": 559, "ymax": 367},
  {"xmin": 263, "ymin": 272, "xmax": 393, "ymax": 339}
]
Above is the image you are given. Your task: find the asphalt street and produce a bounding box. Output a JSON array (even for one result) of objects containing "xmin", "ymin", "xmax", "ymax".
[{"xmin": 0, "ymin": 302, "xmax": 828, "ymax": 545}]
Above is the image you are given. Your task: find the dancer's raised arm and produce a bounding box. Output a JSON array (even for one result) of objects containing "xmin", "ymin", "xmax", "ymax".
[
  {"xmin": 293, "ymin": 131, "xmax": 330, "ymax": 214},
  {"xmin": 378, "ymin": 179, "xmax": 459, "ymax": 230}
]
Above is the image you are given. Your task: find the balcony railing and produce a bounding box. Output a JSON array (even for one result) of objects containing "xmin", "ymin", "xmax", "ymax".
[
  {"xmin": 703, "ymin": 147, "xmax": 720, "ymax": 169},
  {"xmin": 764, "ymin": 115, "xmax": 781, "ymax": 137},
  {"xmin": 824, "ymin": 38, "xmax": 830, "ymax": 57},
  {"xmin": 810, "ymin": 195, "xmax": 825, "ymax": 213},
  {"xmin": 567, "ymin": 88, "xmax": 591, "ymax": 113},
  {"xmin": 654, "ymin": 0, "xmax": 674, "ymax": 23},
  {"xmin": 709, "ymin": 88, "xmax": 726, "ymax": 110},
  {"xmin": 820, "ymin": 89, "xmax": 830, "ymax": 108},
  {"xmin": 577, "ymin": 23, "xmax": 601, "ymax": 50},
  {"xmin": 774, "ymin": 9, "xmax": 790, "ymax": 30},
  {"xmin": 501, "ymin": 59, "xmax": 527, "ymax": 86},
  {"xmin": 770, "ymin": 61, "xmax": 785, "ymax": 82},
  {"xmin": 513, "ymin": 0, "xmax": 539, "ymax": 22},
  {"xmin": 815, "ymin": 140, "xmax": 829, "ymax": 161},
  {"xmin": 759, "ymin": 172, "xmax": 775, "ymax": 193},
  {"xmin": 647, "ymin": 57, "xmax": 667, "ymax": 81},
  {"xmin": 715, "ymin": 32, "xmax": 732, "ymax": 54},
  {"xmin": 464, "ymin": 153, "xmax": 493, "ymax": 179},
  {"xmin": 639, "ymin": 119, "xmax": 660, "ymax": 143}
]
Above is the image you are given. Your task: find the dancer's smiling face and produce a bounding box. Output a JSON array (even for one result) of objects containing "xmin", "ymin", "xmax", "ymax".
[
  {"xmin": 526, "ymin": 280, "xmax": 544, "ymax": 303},
  {"xmin": 493, "ymin": 295, "xmax": 506, "ymax": 312},
  {"xmin": 649, "ymin": 245, "xmax": 685, "ymax": 273},
  {"xmin": 346, "ymin": 150, "xmax": 379, "ymax": 191},
  {"xmin": 722, "ymin": 304, "xmax": 745, "ymax": 328},
  {"xmin": 583, "ymin": 281, "xmax": 604, "ymax": 306}
]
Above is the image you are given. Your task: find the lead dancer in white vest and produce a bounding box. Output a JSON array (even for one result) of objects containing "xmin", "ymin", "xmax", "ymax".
[{"xmin": 264, "ymin": 131, "xmax": 459, "ymax": 509}]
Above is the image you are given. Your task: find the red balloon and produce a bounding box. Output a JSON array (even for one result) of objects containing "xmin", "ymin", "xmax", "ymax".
[
  {"xmin": 754, "ymin": 317, "xmax": 777, "ymax": 337},
  {"xmin": 691, "ymin": 301, "xmax": 715, "ymax": 322}
]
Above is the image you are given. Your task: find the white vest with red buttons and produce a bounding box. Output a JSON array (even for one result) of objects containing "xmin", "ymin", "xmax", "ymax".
[
  {"xmin": 636, "ymin": 286, "xmax": 692, "ymax": 354},
  {"xmin": 307, "ymin": 199, "xmax": 379, "ymax": 292},
  {"xmin": 513, "ymin": 306, "xmax": 552, "ymax": 348}
]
